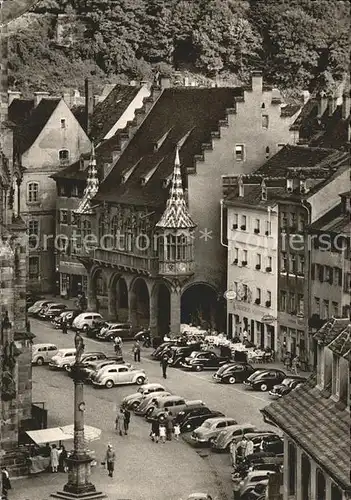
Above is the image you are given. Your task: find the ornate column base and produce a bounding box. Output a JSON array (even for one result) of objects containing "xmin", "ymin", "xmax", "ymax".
[{"xmin": 51, "ymin": 492, "xmax": 106, "ymax": 499}]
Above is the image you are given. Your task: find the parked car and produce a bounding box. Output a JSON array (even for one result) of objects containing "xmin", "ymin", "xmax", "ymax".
[
  {"xmin": 27, "ymin": 300, "xmax": 54, "ymax": 317},
  {"xmin": 32, "ymin": 343, "xmax": 58, "ymax": 365},
  {"xmin": 80, "ymin": 357, "xmax": 129, "ymax": 382},
  {"xmin": 121, "ymin": 383, "xmax": 166, "ymax": 410},
  {"xmin": 243, "ymin": 369, "xmax": 286, "ymax": 392},
  {"xmin": 91, "ymin": 364, "xmax": 147, "ymax": 388},
  {"xmin": 167, "ymin": 344, "xmax": 203, "ymax": 367},
  {"xmin": 146, "ymin": 396, "xmax": 205, "ymax": 421},
  {"xmin": 39, "ymin": 303, "xmax": 67, "ymax": 320},
  {"xmin": 239, "ymin": 471, "xmax": 272, "ymax": 497},
  {"xmin": 181, "ymin": 351, "xmax": 230, "ymax": 372},
  {"xmin": 49, "ymin": 348, "xmax": 77, "ymax": 370},
  {"xmin": 134, "ymin": 392, "xmax": 173, "ymax": 416},
  {"xmin": 52, "ymin": 310, "xmax": 81, "ymax": 329},
  {"xmin": 191, "ymin": 417, "xmax": 238, "ymax": 445},
  {"xmin": 269, "ymin": 376, "xmax": 306, "ymax": 398},
  {"xmin": 26, "ymin": 293, "xmax": 44, "ymax": 310},
  {"xmin": 72, "ymin": 312, "xmax": 103, "ymax": 331},
  {"xmin": 66, "ymin": 352, "xmax": 108, "ymax": 374},
  {"xmin": 245, "ymin": 483, "xmax": 267, "ymax": 500},
  {"xmin": 151, "ymin": 341, "xmax": 178, "ymax": 360},
  {"xmin": 251, "ymin": 434, "xmax": 284, "ymax": 455},
  {"xmin": 213, "ymin": 362, "xmax": 257, "ymax": 384},
  {"xmin": 211, "ymin": 424, "xmax": 258, "ymax": 452},
  {"xmin": 96, "ymin": 324, "xmax": 134, "ymax": 341},
  {"xmin": 187, "ymin": 495, "xmax": 213, "ymax": 500},
  {"xmin": 178, "ymin": 409, "xmax": 225, "ymax": 433}
]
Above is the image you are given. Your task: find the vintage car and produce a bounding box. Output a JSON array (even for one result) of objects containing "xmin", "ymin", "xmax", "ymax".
[
  {"xmin": 91, "ymin": 364, "xmax": 147, "ymax": 388},
  {"xmin": 32, "ymin": 343, "xmax": 58, "ymax": 365},
  {"xmin": 243, "ymin": 369, "xmax": 286, "ymax": 392},
  {"xmin": 269, "ymin": 376, "xmax": 306, "ymax": 398},
  {"xmin": 121, "ymin": 383, "xmax": 166, "ymax": 410},
  {"xmin": 191, "ymin": 417, "xmax": 238, "ymax": 445},
  {"xmin": 181, "ymin": 351, "xmax": 230, "ymax": 372},
  {"xmin": 212, "ymin": 362, "xmax": 257, "ymax": 384}
]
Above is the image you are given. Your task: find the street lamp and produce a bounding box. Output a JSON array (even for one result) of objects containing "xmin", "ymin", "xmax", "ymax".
[{"xmin": 51, "ymin": 333, "xmax": 106, "ymax": 500}]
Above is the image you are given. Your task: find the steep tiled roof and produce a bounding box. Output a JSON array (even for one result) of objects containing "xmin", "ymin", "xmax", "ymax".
[
  {"xmin": 89, "ymin": 85, "xmax": 140, "ymax": 143},
  {"xmin": 314, "ymin": 318, "xmax": 350, "ymax": 346},
  {"xmin": 328, "ymin": 324, "xmax": 351, "ymax": 358},
  {"xmin": 309, "ymin": 202, "xmax": 351, "ymax": 233},
  {"xmin": 93, "ymin": 87, "xmax": 243, "ymax": 207},
  {"xmin": 71, "ymin": 104, "xmax": 86, "ymax": 131},
  {"xmin": 13, "ymin": 98, "xmax": 60, "ymax": 154},
  {"xmin": 280, "ymin": 103, "xmax": 300, "ymax": 118},
  {"xmin": 8, "ymin": 98, "xmax": 34, "ymax": 125},
  {"xmin": 262, "ymin": 378, "xmax": 351, "ymax": 490}
]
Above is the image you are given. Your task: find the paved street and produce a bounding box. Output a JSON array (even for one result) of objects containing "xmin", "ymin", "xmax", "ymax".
[{"xmin": 12, "ymin": 319, "xmax": 276, "ymax": 500}]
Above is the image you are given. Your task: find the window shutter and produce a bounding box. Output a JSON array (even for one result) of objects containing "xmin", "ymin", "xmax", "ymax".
[
  {"xmin": 337, "ymin": 268, "xmax": 342, "ymax": 286},
  {"xmin": 318, "ymin": 265, "xmax": 324, "ymax": 282},
  {"xmin": 311, "ymin": 264, "xmax": 315, "ymax": 280},
  {"xmin": 329, "ymin": 267, "xmax": 333, "ymax": 285}
]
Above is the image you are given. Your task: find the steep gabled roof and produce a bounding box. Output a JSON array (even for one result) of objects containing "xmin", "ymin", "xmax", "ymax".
[
  {"xmin": 328, "ymin": 324, "xmax": 351, "ymax": 358},
  {"xmin": 93, "ymin": 87, "xmax": 243, "ymax": 207},
  {"xmin": 13, "ymin": 98, "xmax": 60, "ymax": 154},
  {"xmin": 8, "ymin": 98, "xmax": 34, "ymax": 126},
  {"xmin": 309, "ymin": 202, "xmax": 351, "ymax": 234},
  {"xmin": 314, "ymin": 318, "xmax": 350, "ymax": 346}
]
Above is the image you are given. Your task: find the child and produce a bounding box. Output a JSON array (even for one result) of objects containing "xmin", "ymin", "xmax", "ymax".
[
  {"xmin": 173, "ymin": 423, "xmax": 180, "ymax": 441},
  {"xmin": 159, "ymin": 424, "xmax": 166, "ymax": 443}
]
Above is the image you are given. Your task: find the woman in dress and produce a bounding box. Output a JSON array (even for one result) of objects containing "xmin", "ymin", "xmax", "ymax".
[{"xmin": 50, "ymin": 444, "xmax": 60, "ymax": 473}]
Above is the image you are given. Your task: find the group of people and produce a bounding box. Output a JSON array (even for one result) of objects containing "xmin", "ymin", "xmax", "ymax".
[
  {"xmin": 229, "ymin": 435, "xmax": 255, "ymax": 472},
  {"xmin": 115, "ymin": 407, "xmax": 131, "ymax": 436},
  {"xmin": 149, "ymin": 410, "xmax": 180, "ymax": 443},
  {"xmin": 284, "ymin": 353, "xmax": 301, "ymax": 374},
  {"xmin": 49, "ymin": 443, "xmax": 68, "ymax": 473}
]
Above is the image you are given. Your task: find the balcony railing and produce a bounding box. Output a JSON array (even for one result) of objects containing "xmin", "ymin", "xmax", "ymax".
[{"xmin": 158, "ymin": 260, "xmax": 195, "ymax": 276}]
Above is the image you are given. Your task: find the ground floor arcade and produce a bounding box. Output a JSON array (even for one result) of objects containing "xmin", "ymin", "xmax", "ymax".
[{"xmin": 84, "ymin": 265, "xmax": 226, "ymax": 337}]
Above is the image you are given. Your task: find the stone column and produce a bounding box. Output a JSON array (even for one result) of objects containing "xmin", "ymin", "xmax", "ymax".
[
  {"xmin": 128, "ymin": 288, "xmax": 138, "ymax": 328},
  {"xmin": 283, "ymin": 435, "xmax": 289, "ymax": 500},
  {"xmin": 86, "ymin": 274, "xmax": 97, "ymax": 312},
  {"xmin": 296, "ymin": 446, "xmax": 303, "ymax": 500},
  {"xmin": 169, "ymin": 289, "xmax": 181, "ymax": 337},
  {"xmin": 107, "ymin": 286, "xmax": 117, "ymax": 321},
  {"xmin": 149, "ymin": 289, "xmax": 158, "ymax": 338},
  {"xmin": 310, "ymin": 460, "xmax": 317, "ymax": 500}
]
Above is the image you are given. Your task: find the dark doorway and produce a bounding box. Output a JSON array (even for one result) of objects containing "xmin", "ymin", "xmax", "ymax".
[
  {"xmin": 116, "ymin": 278, "xmax": 128, "ymax": 322},
  {"xmin": 228, "ymin": 314, "xmax": 233, "ymax": 339},
  {"xmin": 133, "ymin": 278, "xmax": 150, "ymax": 328},
  {"xmin": 301, "ymin": 453, "xmax": 311, "ymax": 500},
  {"xmin": 157, "ymin": 283, "xmax": 170, "ymax": 336},
  {"xmin": 181, "ymin": 283, "xmax": 219, "ymax": 330}
]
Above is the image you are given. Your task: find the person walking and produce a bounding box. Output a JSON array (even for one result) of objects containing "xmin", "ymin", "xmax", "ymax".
[
  {"xmin": 61, "ymin": 317, "xmax": 68, "ymax": 334},
  {"xmin": 115, "ymin": 408, "xmax": 125, "ymax": 436},
  {"xmin": 150, "ymin": 419, "xmax": 160, "ymax": 443},
  {"xmin": 173, "ymin": 422, "xmax": 180, "ymax": 441},
  {"xmin": 159, "ymin": 423, "xmax": 166, "ymax": 443},
  {"xmin": 292, "ymin": 355, "xmax": 300, "ymax": 375},
  {"xmin": 160, "ymin": 353, "xmax": 169, "ymax": 379},
  {"xmin": 237, "ymin": 436, "xmax": 248, "ymax": 464},
  {"xmin": 50, "ymin": 444, "xmax": 60, "ymax": 473},
  {"xmin": 58, "ymin": 445, "xmax": 68, "ymax": 472},
  {"xmin": 245, "ymin": 437, "xmax": 254, "ymax": 458},
  {"xmin": 229, "ymin": 439, "xmax": 237, "ymax": 468},
  {"xmin": 165, "ymin": 411, "xmax": 173, "ymax": 441},
  {"xmin": 133, "ymin": 340, "xmax": 141, "ymax": 362},
  {"xmin": 2, "ymin": 467, "xmax": 11, "ymax": 499},
  {"xmin": 123, "ymin": 408, "xmax": 131, "ymax": 435},
  {"xmin": 104, "ymin": 444, "xmax": 115, "ymax": 478}
]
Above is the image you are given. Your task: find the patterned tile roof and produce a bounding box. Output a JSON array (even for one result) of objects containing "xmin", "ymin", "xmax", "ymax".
[
  {"xmin": 314, "ymin": 318, "xmax": 350, "ymax": 346},
  {"xmin": 156, "ymin": 147, "xmax": 196, "ymax": 229},
  {"xmin": 262, "ymin": 377, "xmax": 351, "ymax": 490},
  {"xmin": 75, "ymin": 144, "xmax": 99, "ymax": 214},
  {"xmin": 328, "ymin": 324, "xmax": 351, "ymax": 358}
]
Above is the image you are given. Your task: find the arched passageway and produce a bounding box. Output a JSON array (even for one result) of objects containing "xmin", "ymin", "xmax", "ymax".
[
  {"xmin": 109, "ymin": 275, "xmax": 129, "ymax": 321},
  {"xmin": 155, "ymin": 283, "xmax": 170, "ymax": 336},
  {"xmin": 91, "ymin": 268, "xmax": 108, "ymax": 314},
  {"xmin": 181, "ymin": 283, "xmax": 224, "ymax": 331},
  {"xmin": 130, "ymin": 278, "xmax": 150, "ymax": 328}
]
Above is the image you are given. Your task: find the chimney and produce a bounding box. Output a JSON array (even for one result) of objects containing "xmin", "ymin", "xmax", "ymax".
[
  {"xmin": 328, "ymin": 94, "xmax": 337, "ymax": 116},
  {"xmin": 34, "ymin": 91, "xmax": 50, "ymax": 107},
  {"xmin": 183, "ymin": 76, "xmax": 189, "ymax": 87},
  {"xmin": 8, "ymin": 90, "xmax": 22, "ymax": 105},
  {"xmin": 251, "ymin": 70, "xmax": 263, "ymax": 93},
  {"xmin": 62, "ymin": 92, "xmax": 71, "ymax": 107},
  {"xmin": 85, "ymin": 78, "xmax": 94, "ymax": 135},
  {"xmin": 342, "ymin": 91, "xmax": 350, "ymax": 119},
  {"xmin": 261, "ymin": 179, "xmax": 267, "ymax": 201},
  {"xmin": 317, "ymin": 91, "xmax": 328, "ymax": 118},
  {"xmin": 302, "ymin": 90, "xmax": 310, "ymax": 104},
  {"xmin": 160, "ymin": 77, "xmax": 171, "ymax": 89}
]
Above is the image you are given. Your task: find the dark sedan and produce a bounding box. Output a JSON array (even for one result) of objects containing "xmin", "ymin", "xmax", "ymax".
[
  {"xmin": 52, "ymin": 309, "xmax": 81, "ymax": 329},
  {"xmin": 67, "ymin": 352, "xmax": 108, "ymax": 376},
  {"xmin": 243, "ymin": 369, "xmax": 286, "ymax": 392},
  {"xmin": 179, "ymin": 410, "xmax": 225, "ymax": 433},
  {"xmin": 212, "ymin": 362, "xmax": 256, "ymax": 384},
  {"xmin": 269, "ymin": 376, "xmax": 306, "ymax": 398},
  {"xmin": 168, "ymin": 344, "xmax": 202, "ymax": 367},
  {"xmin": 181, "ymin": 351, "xmax": 230, "ymax": 372},
  {"xmin": 151, "ymin": 342, "xmax": 179, "ymax": 360}
]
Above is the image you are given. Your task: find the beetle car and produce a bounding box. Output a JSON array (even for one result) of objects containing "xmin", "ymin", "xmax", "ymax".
[
  {"xmin": 177, "ymin": 409, "xmax": 225, "ymax": 433},
  {"xmin": 191, "ymin": 417, "xmax": 238, "ymax": 445},
  {"xmin": 213, "ymin": 362, "xmax": 256, "ymax": 384},
  {"xmin": 211, "ymin": 424, "xmax": 258, "ymax": 452},
  {"xmin": 78, "ymin": 357, "xmax": 126, "ymax": 382},
  {"xmin": 121, "ymin": 383, "xmax": 166, "ymax": 410},
  {"xmin": 243, "ymin": 369, "xmax": 286, "ymax": 392},
  {"xmin": 134, "ymin": 392, "xmax": 173, "ymax": 416},
  {"xmin": 91, "ymin": 364, "xmax": 147, "ymax": 388},
  {"xmin": 181, "ymin": 351, "xmax": 230, "ymax": 372},
  {"xmin": 269, "ymin": 376, "xmax": 306, "ymax": 398}
]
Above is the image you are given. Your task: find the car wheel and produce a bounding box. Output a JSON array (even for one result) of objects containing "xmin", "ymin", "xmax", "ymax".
[
  {"xmin": 36, "ymin": 357, "xmax": 44, "ymax": 366},
  {"xmin": 228, "ymin": 376, "xmax": 236, "ymax": 384},
  {"xmin": 146, "ymin": 407, "xmax": 154, "ymax": 417},
  {"xmin": 208, "ymin": 437, "xmax": 216, "ymax": 445},
  {"xmin": 136, "ymin": 376, "xmax": 145, "ymax": 385},
  {"xmin": 260, "ymin": 383, "xmax": 268, "ymax": 392},
  {"xmin": 105, "ymin": 380, "xmax": 114, "ymax": 389},
  {"xmin": 195, "ymin": 365, "xmax": 203, "ymax": 372},
  {"xmin": 82, "ymin": 325, "xmax": 89, "ymax": 332},
  {"xmin": 65, "ymin": 365, "xmax": 72, "ymax": 372}
]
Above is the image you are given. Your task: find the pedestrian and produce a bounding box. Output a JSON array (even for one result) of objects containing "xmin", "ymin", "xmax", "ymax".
[
  {"xmin": 173, "ymin": 422, "xmax": 180, "ymax": 441},
  {"xmin": 229, "ymin": 439, "xmax": 237, "ymax": 468},
  {"xmin": 292, "ymin": 355, "xmax": 300, "ymax": 375},
  {"xmin": 58, "ymin": 445, "xmax": 68, "ymax": 472},
  {"xmin": 165, "ymin": 411, "xmax": 173, "ymax": 441},
  {"xmin": 62, "ymin": 318, "xmax": 68, "ymax": 334},
  {"xmin": 237, "ymin": 436, "xmax": 248, "ymax": 463},
  {"xmin": 115, "ymin": 408, "xmax": 125, "ymax": 436},
  {"xmin": 123, "ymin": 408, "xmax": 131, "ymax": 435},
  {"xmin": 133, "ymin": 340, "xmax": 141, "ymax": 362},
  {"xmin": 160, "ymin": 353, "xmax": 169, "ymax": 379},
  {"xmin": 159, "ymin": 424, "xmax": 166, "ymax": 443},
  {"xmin": 284, "ymin": 353, "xmax": 292, "ymax": 372},
  {"xmin": 2, "ymin": 467, "xmax": 11, "ymax": 499},
  {"xmin": 245, "ymin": 437, "xmax": 254, "ymax": 457},
  {"xmin": 50, "ymin": 444, "xmax": 60, "ymax": 473},
  {"xmin": 150, "ymin": 419, "xmax": 160, "ymax": 443},
  {"xmin": 104, "ymin": 444, "xmax": 115, "ymax": 478}
]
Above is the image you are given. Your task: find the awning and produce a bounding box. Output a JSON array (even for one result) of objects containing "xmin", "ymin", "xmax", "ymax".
[
  {"xmin": 60, "ymin": 425, "xmax": 101, "ymax": 443},
  {"xmin": 26, "ymin": 428, "xmax": 71, "ymax": 445}
]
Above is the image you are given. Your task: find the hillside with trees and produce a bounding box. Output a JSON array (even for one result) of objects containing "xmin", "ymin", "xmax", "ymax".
[{"xmin": 7, "ymin": 0, "xmax": 350, "ymax": 95}]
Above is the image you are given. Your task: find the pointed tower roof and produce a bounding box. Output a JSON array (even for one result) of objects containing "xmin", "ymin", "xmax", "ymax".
[
  {"xmin": 156, "ymin": 147, "xmax": 196, "ymax": 230},
  {"xmin": 76, "ymin": 143, "xmax": 99, "ymax": 214}
]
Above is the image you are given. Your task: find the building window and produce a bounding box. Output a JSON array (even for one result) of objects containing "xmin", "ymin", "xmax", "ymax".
[
  {"xmin": 267, "ymin": 291, "xmax": 271, "ymax": 306},
  {"xmin": 81, "ymin": 220, "xmax": 91, "ymax": 239},
  {"xmin": 256, "ymin": 254, "xmax": 261, "ymax": 268},
  {"xmin": 233, "ymin": 247, "xmax": 239, "ymax": 263},
  {"xmin": 281, "ymin": 252, "xmax": 287, "ymax": 272},
  {"xmin": 242, "ymin": 249, "xmax": 248, "ymax": 264},
  {"xmin": 298, "ymin": 255, "xmax": 305, "ymax": 275},
  {"xmin": 255, "ymin": 219, "xmax": 260, "ymax": 233},
  {"xmin": 334, "ymin": 267, "xmax": 342, "ymax": 286},
  {"xmin": 298, "ymin": 294, "xmax": 304, "ymax": 315},
  {"xmin": 27, "ymin": 182, "xmax": 39, "ymax": 203},
  {"xmin": 267, "ymin": 256, "xmax": 272, "ymax": 269},
  {"xmin": 58, "ymin": 184, "xmax": 67, "ymax": 197},
  {"xmin": 61, "ymin": 118, "xmax": 66, "ymax": 128},
  {"xmin": 241, "ymin": 215, "xmax": 247, "ymax": 229},
  {"xmin": 29, "ymin": 256, "xmax": 39, "ymax": 278},
  {"xmin": 298, "ymin": 213, "xmax": 305, "ymax": 231},
  {"xmin": 265, "ymin": 220, "xmax": 271, "ymax": 235},
  {"xmin": 235, "ymin": 144, "xmax": 245, "ymax": 161},
  {"xmin": 28, "ymin": 219, "xmax": 39, "ymax": 249},
  {"xmin": 59, "ymin": 149, "xmax": 70, "ymax": 164},
  {"xmin": 289, "ymin": 292, "xmax": 296, "ymax": 314},
  {"xmin": 256, "ymin": 288, "xmax": 261, "ymax": 302},
  {"xmin": 262, "ymin": 114, "xmax": 269, "ymax": 129},
  {"xmin": 281, "ymin": 212, "xmax": 287, "ymax": 229},
  {"xmin": 280, "ymin": 291, "xmax": 287, "ymax": 311},
  {"xmin": 332, "ymin": 302, "xmax": 339, "ymax": 317},
  {"xmin": 59, "ymin": 209, "xmax": 69, "ymax": 224},
  {"xmin": 71, "ymin": 211, "xmax": 78, "ymax": 226},
  {"xmin": 71, "ymin": 185, "xmax": 79, "ymax": 197},
  {"xmin": 314, "ymin": 297, "xmax": 320, "ymax": 315},
  {"xmin": 322, "ymin": 300, "xmax": 329, "ymax": 319}
]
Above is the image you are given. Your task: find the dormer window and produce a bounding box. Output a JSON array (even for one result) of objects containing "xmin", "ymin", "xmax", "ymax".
[
  {"xmin": 121, "ymin": 159, "xmax": 141, "ymax": 184},
  {"xmin": 300, "ymin": 179, "xmax": 308, "ymax": 194},
  {"xmin": 59, "ymin": 149, "xmax": 70, "ymax": 165},
  {"xmin": 154, "ymin": 129, "xmax": 172, "ymax": 151},
  {"xmin": 287, "ymin": 178, "xmax": 293, "ymax": 192}
]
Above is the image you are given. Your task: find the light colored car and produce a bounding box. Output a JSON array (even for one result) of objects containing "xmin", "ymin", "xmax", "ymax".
[
  {"xmin": 39, "ymin": 303, "xmax": 66, "ymax": 320},
  {"xmin": 91, "ymin": 364, "xmax": 147, "ymax": 388},
  {"xmin": 239, "ymin": 471, "xmax": 272, "ymax": 496},
  {"xmin": 187, "ymin": 495, "xmax": 213, "ymax": 500},
  {"xmin": 147, "ymin": 396, "xmax": 205, "ymax": 420},
  {"xmin": 49, "ymin": 348, "xmax": 76, "ymax": 370},
  {"xmin": 211, "ymin": 424, "xmax": 258, "ymax": 452},
  {"xmin": 32, "ymin": 343, "xmax": 58, "ymax": 365},
  {"xmin": 72, "ymin": 312, "xmax": 103, "ymax": 331},
  {"xmin": 122, "ymin": 383, "xmax": 166, "ymax": 410},
  {"xmin": 27, "ymin": 300, "xmax": 53, "ymax": 317},
  {"xmin": 191, "ymin": 417, "xmax": 238, "ymax": 445},
  {"xmin": 134, "ymin": 392, "xmax": 173, "ymax": 416}
]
